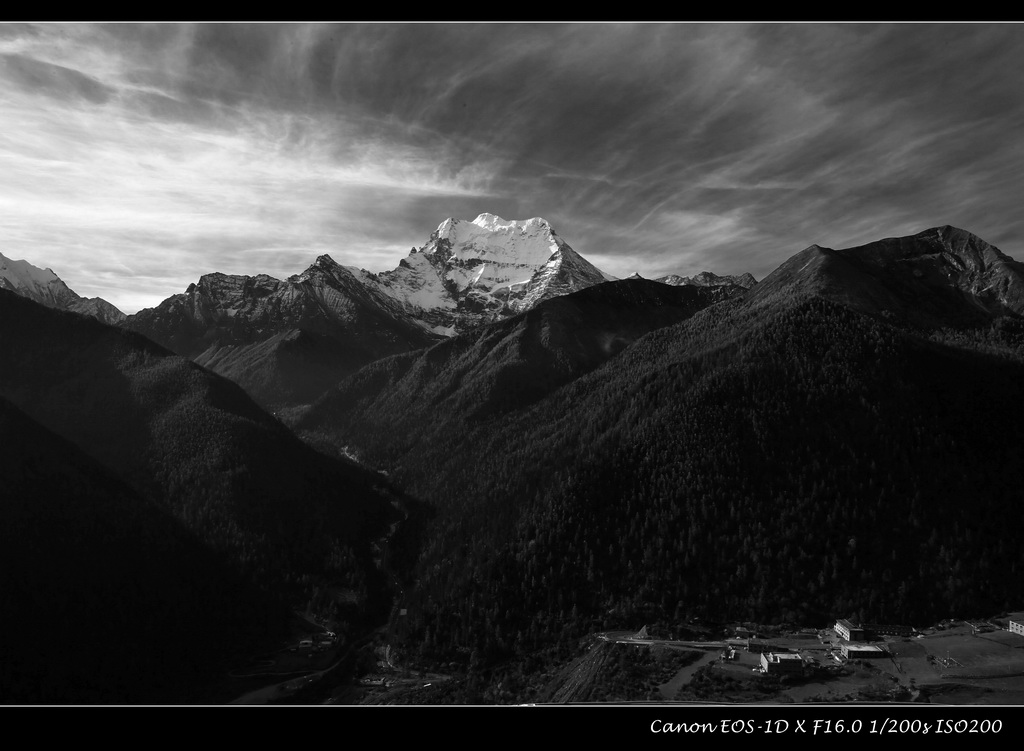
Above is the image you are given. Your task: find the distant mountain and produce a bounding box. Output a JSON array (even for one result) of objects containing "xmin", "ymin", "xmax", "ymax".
[
  {"xmin": 124, "ymin": 255, "xmax": 438, "ymax": 409},
  {"xmin": 746, "ymin": 225, "xmax": 1024, "ymax": 327},
  {"xmin": 65, "ymin": 295, "xmax": 126, "ymax": 324},
  {"xmin": 0, "ymin": 251, "xmax": 125, "ymax": 324},
  {"xmin": 355, "ymin": 214, "xmax": 614, "ymax": 335},
  {"xmin": 296, "ymin": 226, "xmax": 1024, "ymax": 698},
  {"xmin": 657, "ymin": 270, "xmax": 757, "ymax": 290}
]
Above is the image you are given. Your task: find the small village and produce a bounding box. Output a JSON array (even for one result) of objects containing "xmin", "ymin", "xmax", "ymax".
[
  {"xmin": 656, "ymin": 611, "xmax": 1024, "ymax": 703},
  {"xmin": 229, "ymin": 607, "xmax": 1024, "ymax": 705},
  {"xmin": 728, "ymin": 613, "xmax": 1024, "ymax": 676}
]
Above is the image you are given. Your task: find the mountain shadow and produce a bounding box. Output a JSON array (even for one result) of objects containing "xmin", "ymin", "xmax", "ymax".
[{"xmin": 0, "ymin": 290, "xmax": 403, "ymax": 693}]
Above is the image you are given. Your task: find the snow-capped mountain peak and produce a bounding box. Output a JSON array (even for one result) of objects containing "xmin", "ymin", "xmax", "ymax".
[
  {"xmin": 364, "ymin": 214, "xmax": 612, "ymax": 333},
  {"xmin": 421, "ymin": 214, "xmax": 564, "ymax": 268}
]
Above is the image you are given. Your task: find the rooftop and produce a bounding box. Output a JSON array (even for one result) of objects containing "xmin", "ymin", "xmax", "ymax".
[{"xmin": 766, "ymin": 652, "xmax": 804, "ymax": 662}]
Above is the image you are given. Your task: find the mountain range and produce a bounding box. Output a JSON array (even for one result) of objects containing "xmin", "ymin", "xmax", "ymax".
[
  {"xmin": 6, "ymin": 214, "xmax": 753, "ymax": 411},
  {"xmin": 121, "ymin": 214, "xmax": 626, "ymax": 409},
  {"xmin": 5, "ymin": 216, "xmax": 1024, "ymax": 704},
  {"xmin": 656, "ymin": 270, "xmax": 758, "ymax": 289}
]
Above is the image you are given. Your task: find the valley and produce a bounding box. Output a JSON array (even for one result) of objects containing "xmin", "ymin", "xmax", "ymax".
[{"xmin": 4, "ymin": 217, "xmax": 1024, "ymax": 706}]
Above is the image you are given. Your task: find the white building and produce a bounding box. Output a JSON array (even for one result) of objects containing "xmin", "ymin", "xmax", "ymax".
[
  {"xmin": 760, "ymin": 652, "xmax": 804, "ymax": 674},
  {"xmin": 834, "ymin": 618, "xmax": 866, "ymax": 641},
  {"xmin": 841, "ymin": 644, "xmax": 887, "ymax": 659}
]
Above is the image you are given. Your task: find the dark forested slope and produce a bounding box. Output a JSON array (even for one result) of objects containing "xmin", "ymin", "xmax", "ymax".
[
  {"xmin": 302, "ymin": 278, "xmax": 743, "ymax": 447},
  {"xmin": 298, "ymin": 228, "xmax": 1024, "ymax": 679},
  {"xmin": 0, "ymin": 395, "xmax": 278, "ymax": 703},
  {"xmin": 0, "ymin": 290, "xmax": 400, "ymax": 699}
]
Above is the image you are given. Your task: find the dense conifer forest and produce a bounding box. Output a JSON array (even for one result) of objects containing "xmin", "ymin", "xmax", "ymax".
[{"xmin": 301, "ymin": 284, "xmax": 1024, "ymax": 693}]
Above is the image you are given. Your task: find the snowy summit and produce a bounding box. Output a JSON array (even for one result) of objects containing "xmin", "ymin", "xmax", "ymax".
[{"xmin": 358, "ymin": 214, "xmax": 614, "ymax": 334}]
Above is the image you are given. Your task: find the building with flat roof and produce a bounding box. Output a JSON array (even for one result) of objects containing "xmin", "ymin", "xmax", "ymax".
[
  {"xmin": 1008, "ymin": 613, "xmax": 1024, "ymax": 636},
  {"xmin": 760, "ymin": 652, "xmax": 804, "ymax": 674},
  {"xmin": 834, "ymin": 619, "xmax": 866, "ymax": 641},
  {"xmin": 841, "ymin": 644, "xmax": 888, "ymax": 659}
]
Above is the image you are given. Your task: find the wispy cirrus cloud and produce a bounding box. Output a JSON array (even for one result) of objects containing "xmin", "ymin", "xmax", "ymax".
[
  {"xmin": 3, "ymin": 23, "xmax": 1024, "ymax": 310},
  {"xmin": 0, "ymin": 23, "xmax": 505, "ymax": 311}
]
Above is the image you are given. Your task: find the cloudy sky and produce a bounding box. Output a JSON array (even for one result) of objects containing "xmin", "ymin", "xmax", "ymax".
[{"xmin": 3, "ymin": 22, "xmax": 1024, "ymax": 313}]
